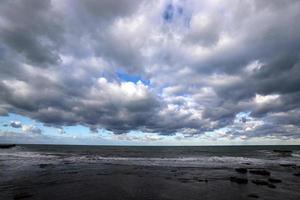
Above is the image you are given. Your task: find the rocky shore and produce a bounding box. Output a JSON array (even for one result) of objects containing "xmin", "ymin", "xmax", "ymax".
[
  {"xmin": 0, "ymin": 160, "xmax": 300, "ymax": 200},
  {"xmin": 1, "ymin": 145, "xmax": 300, "ymax": 200}
]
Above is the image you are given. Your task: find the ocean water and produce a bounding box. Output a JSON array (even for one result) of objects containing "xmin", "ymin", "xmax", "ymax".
[
  {"xmin": 1, "ymin": 145, "xmax": 300, "ymax": 200},
  {"xmin": 1, "ymin": 145, "xmax": 300, "ymax": 169}
]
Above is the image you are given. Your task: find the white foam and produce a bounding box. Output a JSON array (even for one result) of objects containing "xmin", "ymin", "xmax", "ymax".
[
  {"xmin": 61, "ymin": 155, "xmax": 300, "ymax": 168},
  {"xmin": 0, "ymin": 151, "xmax": 56, "ymax": 159},
  {"xmin": 1, "ymin": 148, "xmax": 299, "ymax": 168},
  {"xmin": 292, "ymin": 153, "xmax": 300, "ymax": 158}
]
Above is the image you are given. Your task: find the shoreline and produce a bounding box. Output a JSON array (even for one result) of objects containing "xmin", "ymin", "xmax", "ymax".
[{"xmin": 1, "ymin": 159, "xmax": 300, "ymax": 200}]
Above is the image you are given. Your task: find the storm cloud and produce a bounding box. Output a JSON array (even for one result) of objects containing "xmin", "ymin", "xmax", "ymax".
[{"xmin": 1, "ymin": 0, "xmax": 300, "ymax": 141}]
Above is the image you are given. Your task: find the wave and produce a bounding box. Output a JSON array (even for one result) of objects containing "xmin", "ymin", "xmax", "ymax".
[
  {"xmin": 61, "ymin": 155, "xmax": 300, "ymax": 168},
  {"xmin": 91, "ymin": 156, "xmax": 264, "ymax": 167},
  {"xmin": 1, "ymin": 148, "xmax": 299, "ymax": 168},
  {"xmin": 292, "ymin": 153, "xmax": 300, "ymax": 158}
]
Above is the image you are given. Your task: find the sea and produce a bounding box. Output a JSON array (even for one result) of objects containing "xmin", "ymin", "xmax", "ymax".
[
  {"xmin": 1, "ymin": 144, "xmax": 300, "ymax": 200},
  {"xmin": 1, "ymin": 144, "xmax": 300, "ymax": 169}
]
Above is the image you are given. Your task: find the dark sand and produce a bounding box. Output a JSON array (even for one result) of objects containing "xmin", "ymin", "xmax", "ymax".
[{"xmin": 1, "ymin": 162, "xmax": 300, "ymax": 200}]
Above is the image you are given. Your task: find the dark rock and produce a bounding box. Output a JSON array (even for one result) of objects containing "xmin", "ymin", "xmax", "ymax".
[
  {"xmin": 249, "ymin": 169, "xmax": 270, "ymax": 176},
  {"xmin": 96, "ymin": 173, "xmax": 110, "ymax": 176},
  {"xmin": 0, "ymin": 144, "xmax": 16, "ymax": 149},
  {"xmin": 235, "ymin": 168, "xmax": 248, "ymax": 174},
  {"xmin": 192, "ymin": 177, "xmax": 206, "ymax": 182},
  {"xmin": 230, "ymin": 176, "xmax": 248, "ymax": 184},
  {"xmin": 252, "ymin": 179, "xmax": 269, "ymax": 186},
  {"xmin": 248, "ymin": 194, "xmax": 259, "ymax": 198},
  {"xmin": 177, "ymin": 178, "xmax": 190, "ymax": 183},
  {"xmin": 293, "ymin": 172, "xmax": 300, "ymax": 177},
  {"xmin": 13, "ymin": 192, "xmax": 33, "ymax": 200},
  {"xmin": 67, "ymin": 171, "xmax": 78, "ymax": 174},
  {"xmin": 280, "ymin": 163, "xmax": 296, "ymax": 167},
  {"xmin": 268, "ymin": 178, "xmax": 282, "ymax": 183},
  {"xmin": 268, "ymin": 183, "xmax": 276, "ymax": 188},
  {"xmin": 39, "ymin": 164, "xmax": 53, "ymax": 168}
]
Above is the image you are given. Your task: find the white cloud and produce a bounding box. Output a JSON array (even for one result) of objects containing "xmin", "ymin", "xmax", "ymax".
[
  {"xmin": 0, "ymin": 0, "xmax": 300, "ymax": 142},
  {"xmin": 22, "ymin": 125, "xmax": 42, "ymax": 135}
]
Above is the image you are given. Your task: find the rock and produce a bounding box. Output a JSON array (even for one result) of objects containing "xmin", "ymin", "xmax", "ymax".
[
  {"xmin": 249, "ymin": 169, "xmax": 270, "ymax": 176},
  {"xmin": 248, "ymin": 194, "xmax": 259, "ymax": 198},
  {"xmin": 96, "ymin": 173, "xmax": 110, "ymax": 176},
  {"xmin": 13, "ymin": 192, "xmax": 33, "ymax": 200},
  {"xmin": 280, "ymin": 163, "xmax": 296, "ymax": 167},
  {"xmin": 268, "ymin": 183, "xmax": 276, "ymax": 189},
  {"xmin": 268, "ymin": 178, "xmax": 282, "ymax": 183},
  {"xmin": 235, "ymin": 168, "xmax": 248, "ymax": 174},
  {"xmin": 0, "ymin": 144, "xmax": 16, "ymax": 149},
  {"xmin": 293, "ymin": 172, "xmax": 300, "ymax": 177},
  {"xmin": 67, "ymin": 171, "xmax": 78, "ymax": 174},
  {"xmin": 252, "ymin": 179, "xmax": 269, "ymax": 186},
  {"xmin": 177, "ymin": 178, "xmax": 190, "ymax": 183},
  {"xmin": 39, "ymin": 164, "xmax": 53, "ymax": 168},
  {"xmin": 252, "ymin": 179, "xmax": 276, "ymax": 188},
  {"xmin": 230, "ymin": 176, "xmax": 248, "ymax": 184},
  {"xmin": 192, "ymin": 177, "xmax": 207, "ymax": 182}
]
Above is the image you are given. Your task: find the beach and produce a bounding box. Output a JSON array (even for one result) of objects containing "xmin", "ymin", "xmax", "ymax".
[{"xmin": 1, "ymin": 145, "xmax": 300, "ymax": 200}]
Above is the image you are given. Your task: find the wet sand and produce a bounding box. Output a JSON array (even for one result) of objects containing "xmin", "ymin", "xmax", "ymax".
[{"xmin": 1, "ymin": 161, "xmax": 300, "ymax": 200}]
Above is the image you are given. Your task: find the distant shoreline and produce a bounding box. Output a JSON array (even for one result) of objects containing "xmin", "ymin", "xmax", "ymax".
[
  {"xmin": 0, "ymin": 144, "xmax": 16, "ymax": 148},
  {"xmin": 1, "ymin": 143, "xmax": 299, "ymax": 148}
]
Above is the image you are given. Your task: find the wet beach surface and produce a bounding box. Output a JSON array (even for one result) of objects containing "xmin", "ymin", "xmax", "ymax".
[{"xmin": 1, "ymin": 145, "xmax": 300, "ymax": 200}]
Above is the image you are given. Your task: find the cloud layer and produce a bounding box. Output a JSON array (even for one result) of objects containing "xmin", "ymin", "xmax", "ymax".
[{"xmin": 1, "ymin": 0, "xmax": 300, "ymax": 141}]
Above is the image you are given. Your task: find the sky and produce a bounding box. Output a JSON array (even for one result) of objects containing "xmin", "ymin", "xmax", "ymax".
[{"xmin": 0, "ymin": 0, "xmax": 300, "ymax": 145}]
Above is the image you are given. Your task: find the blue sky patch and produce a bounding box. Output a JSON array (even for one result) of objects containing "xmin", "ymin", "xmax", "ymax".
[{"xmin": 117, "ymin": 71, "xmax": 150, "ymax": 85}]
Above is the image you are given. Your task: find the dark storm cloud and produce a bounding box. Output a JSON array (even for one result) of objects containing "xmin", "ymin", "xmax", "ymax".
[
  {"xmin": 0, "ymin": 0, "xmax": 63, "ymax": 66},
  {"xmin": 0, "ymin": 0, "xmax": 300, "ymax": 140}
]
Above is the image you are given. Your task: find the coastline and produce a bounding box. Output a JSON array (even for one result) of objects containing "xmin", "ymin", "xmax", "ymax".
[{"xmin": 1, "ymin": 145, "xmax": 300, "ymax": 200}]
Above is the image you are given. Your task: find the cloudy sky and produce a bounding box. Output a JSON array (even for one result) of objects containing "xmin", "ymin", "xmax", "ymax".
[{"xmin": 0, "ymin": 0, "xmax": 300, "ymax": 145}]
